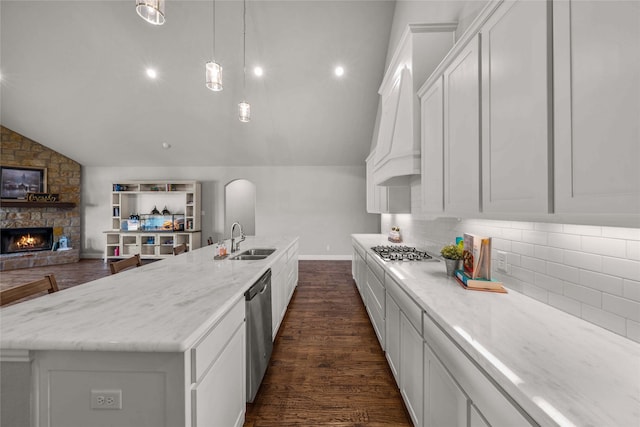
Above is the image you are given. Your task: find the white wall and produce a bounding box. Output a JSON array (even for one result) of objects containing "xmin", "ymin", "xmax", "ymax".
[{"xmin": 82, "ymin": 165, "xmax": 379, "ymax": 259}]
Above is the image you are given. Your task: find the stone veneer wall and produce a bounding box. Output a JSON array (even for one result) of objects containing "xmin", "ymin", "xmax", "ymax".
[{"xmin": 0, "ymin": 126, "xmax": 81, "ymax": 270}]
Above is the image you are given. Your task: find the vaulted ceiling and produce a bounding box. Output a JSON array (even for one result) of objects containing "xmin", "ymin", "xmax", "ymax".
[{"xmin": 1, "ymin": 0, "xmax": 395, "ymax": 166}]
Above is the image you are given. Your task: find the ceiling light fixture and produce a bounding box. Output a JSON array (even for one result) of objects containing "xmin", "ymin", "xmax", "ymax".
[
  {"xmin": 238, "ymin": 0, "xmax": 250, "ymax": 123},
  {"xmin": 253, "ymin": 66, "xmax": 263, "ymax": 77},
  {"xmin": 135, "ymin": 0, "xmax": 165, "ymax": 25},
  {"xmin": 334, "ymin": 66, "xmax": 345, "ymax": 77},
  {"xmin": 146, "ymin": 68, "xmax": 157, "ymax": 79},
  {"xmin": 205, "ymin": 0, "xmax": 223, "ymax": 91}
]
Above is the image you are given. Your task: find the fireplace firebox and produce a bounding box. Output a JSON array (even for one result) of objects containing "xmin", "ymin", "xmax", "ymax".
[{"xmin": 1, "ymin": 227, "xmax": 54, "ymax": 254}]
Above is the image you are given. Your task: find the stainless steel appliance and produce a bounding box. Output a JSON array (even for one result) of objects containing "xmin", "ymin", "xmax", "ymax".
[
  {"xmin": 245, "ymin": 269, "xmax": 273, "ymax": 402},
  {"xmin": 371, "ymin": 245, "xmax": 437, "ymax": 262}
]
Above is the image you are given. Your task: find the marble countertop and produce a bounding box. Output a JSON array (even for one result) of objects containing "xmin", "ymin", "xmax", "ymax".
[
  {"xmin": 353, "ymin": 234, "xmax": 640, "ymax": 427},
  {"xmin": 0, "ymin": 236, "xmax": 298, "ymax": 352}
]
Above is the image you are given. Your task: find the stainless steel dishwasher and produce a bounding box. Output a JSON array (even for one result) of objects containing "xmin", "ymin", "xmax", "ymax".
[{"xmin": 245, "ymin": 269, "xmax": 273, "ymax": 403}]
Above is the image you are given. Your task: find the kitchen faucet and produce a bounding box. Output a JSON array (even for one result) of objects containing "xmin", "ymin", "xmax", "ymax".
[{"xmin": 230, "ymin": 222, "xmax": 246, "ymax": 253}]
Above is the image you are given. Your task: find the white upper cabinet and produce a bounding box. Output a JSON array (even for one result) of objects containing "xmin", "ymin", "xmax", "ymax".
[
  {"xmin": 443, "ymin": 35, "xmax": 481, "ymax": 214},
  {"xmin": 554, "ymin": 0, "xmax": 640, "ymax": 215},
  {"xmin": 481, "ymin": 0, "xmax": 551, "ymax": 213},
  {"xmin": 373, "ymin": 23, "xmax": 456, "ymax": 187},
  {"xmin": 366, "ymin": 151, "xmax": 411, "ymax": 214},
  {"xmin": 420, "ymin": 77, "xmax": 445, "ymax": 213}
]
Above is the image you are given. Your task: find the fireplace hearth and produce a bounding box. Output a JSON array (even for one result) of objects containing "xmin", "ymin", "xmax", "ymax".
[{"xmin": 1, "ymin": 227, "xmax": 54, "ymax": 254}]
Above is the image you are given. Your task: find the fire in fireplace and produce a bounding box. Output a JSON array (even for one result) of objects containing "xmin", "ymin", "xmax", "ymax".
[{"xmin": 1, "ymin": 227, "xmax": 54, "ymax": 254}]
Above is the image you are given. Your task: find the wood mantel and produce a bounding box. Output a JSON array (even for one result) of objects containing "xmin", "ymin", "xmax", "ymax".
[{"xmin": 1, "ymin": 200, "xmax": 76, "ymax": 208}]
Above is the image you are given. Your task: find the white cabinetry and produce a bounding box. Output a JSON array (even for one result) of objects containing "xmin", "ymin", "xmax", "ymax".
[
  {"xmin": 384, "ymin": 293, "xmax": 401, "ymax": 382},
  {"xmin": 420, "ymin": 76, "xmax": 444, "ymax": 213},
  {"xmin": 366, "ymin": 151, "xmax": 411, "ymax": 214},
  {"xmin": 365, "ymin": 261, "xmax": 386, "ymax": 348},
  {"xmin": 423, "ymin": 342, "xmax": 467, "ymax": 427},
  {"xmin": 554, "ymin": 0, "xmax": 640, "ymax": 215},
  {"xmin": 352, "ymin": 241, "xmax": 367, "ymax": 300},
  {"xmin": 443, "ymin": 35, "xmax": 481, "ymax": 214},
  {"xmin": 373, "ymin": 24, "xmax": 456, "ymax": 187},
  {"xmin": 481, "ymin": 0, "xmax": 551, "ymax": 213},
  {"xmin": 105, "ymin": 181, "xmax": 202, "ymax": 260},
  {"xmin": 271, "ymin": 242, "xmax": 299, "ymax": 340}
]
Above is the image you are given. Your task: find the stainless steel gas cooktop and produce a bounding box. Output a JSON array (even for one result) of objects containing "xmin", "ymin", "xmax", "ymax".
[{"xmin": 370, "ymin": 245, "xmax": 436, "ymax": 262}]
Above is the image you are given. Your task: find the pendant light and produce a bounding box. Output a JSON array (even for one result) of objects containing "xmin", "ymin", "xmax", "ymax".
[
  {"xmin": 205, "ymin": 0, "xmax": 223, "ymax": 91},
  {"xmin": 135, "ymin": 0, "xmax": 165, "ymax": 25},
  {"xmin": 238, "ymin": 0, "xmax": 250, "ymax": 122}
]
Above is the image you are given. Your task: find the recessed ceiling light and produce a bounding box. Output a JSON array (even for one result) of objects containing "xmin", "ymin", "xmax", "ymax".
[
  {"xmin": 162, "ymin": 142, "xmax": 171, "ymax": 149},
  {"xmin": 334, "ymin": 66, "xmax": 345, "ymax": 77},
  {"xmin": 253, "ymin": 66, "xmax": 263, "ymax": 77},
  {"xmin": 146, "ymin": 68, "xmax": 158, "ymax": 79}
]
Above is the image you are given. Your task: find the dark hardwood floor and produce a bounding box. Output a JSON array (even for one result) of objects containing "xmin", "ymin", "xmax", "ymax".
[
  {"xmin": 0, "ymin": 259, "xmax": 411, "ymax": 425},
  {"xmin": 245, "ymin": 261, "xmax": 411, "ymax": 426}
]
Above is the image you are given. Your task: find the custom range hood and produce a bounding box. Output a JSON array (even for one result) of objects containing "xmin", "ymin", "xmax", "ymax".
[{"xmin": 372, "ymin": 23, "xmax": 456, "ymax": 186}]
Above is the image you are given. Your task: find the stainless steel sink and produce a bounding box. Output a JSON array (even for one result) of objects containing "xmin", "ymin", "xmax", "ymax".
[{"xmin": 229, "ymin": 248, "xmax": 276, "ymax": 260}]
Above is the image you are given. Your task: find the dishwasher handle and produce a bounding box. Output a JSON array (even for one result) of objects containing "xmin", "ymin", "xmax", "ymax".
[{"xmin": 245, "ymin": 269, "xmax": 271, "ymax": 301}]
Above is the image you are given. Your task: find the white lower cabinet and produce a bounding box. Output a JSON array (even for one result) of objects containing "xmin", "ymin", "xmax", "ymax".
[
  {"xmin": 385, "ymin": 292, "xmax": 401, "ymax": 382},
  {"xmin": 423, "ymin": 342, "xmax": 467, "ymax": 427},
  {"xmin": 366, "ymin": 265, "xmax": 386, "ymax": 348},
  {"xmin": 271, "ymin": 243, "xmax": 299, "ymax": 340},
  {"xmin": 400, "ymin": 312, "xmax": 423, "ymax": 426}
]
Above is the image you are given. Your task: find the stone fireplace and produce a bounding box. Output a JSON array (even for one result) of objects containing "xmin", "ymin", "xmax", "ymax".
[{"xmin": 1, "ymin": 126, "xmax": 81, "ymax": 270}]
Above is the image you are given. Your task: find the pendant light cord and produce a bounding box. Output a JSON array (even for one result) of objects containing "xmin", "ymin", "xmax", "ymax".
[
  {"xmin": 212, "ymin": 0, "xmax": 216, "ymax": 58},
  {"xmin": 242, "ymin": 0, "xmax": 246, "ymax": 97}
]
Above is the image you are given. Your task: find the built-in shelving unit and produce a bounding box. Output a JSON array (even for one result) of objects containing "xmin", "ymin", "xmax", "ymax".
[{"xmin": 104, "ymin": 180, "xmax": 202, "ymax": 260}]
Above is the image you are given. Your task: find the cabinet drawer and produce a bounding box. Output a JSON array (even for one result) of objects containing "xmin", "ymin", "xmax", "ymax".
[
  {"xmin": 366, "ymin": 256, "xmax": 385, "ymax": 284},
  {"xmin": 271, "ymin": 252, "xmax": 287, "ymax": 278},
  {"xmin": 422, "ymin": 313, "xmax": 533, "ymax": 426},
  {"xmin": 287, "ymin": 242, "xmax": 299, "ymax": 261},
  {"xmin": 385, "ymin": 275, "xmax": 422, "ymax": 335},
  {"xmin": 353, "ymin": 241, "xmax": 366, "ymax": 260},
  {"xmin": 367, "ymin": 267, "xmax": 385, "ymax": 313},
  {"xmin": 366, "ymin": 284, "xmax": 385, "ymax": 348},
  {"xmin": 191, "ymin": 298, "xmax": 245, "ymax": 383}
]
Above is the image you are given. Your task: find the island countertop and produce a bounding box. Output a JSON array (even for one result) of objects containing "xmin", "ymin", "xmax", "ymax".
[
  {"xmin": 0, "ymin": 236, "xmax": 298, "ymax": 353},
  {"xmin": 353, "ymin": 234, "xmax": 640, "ymax": 427}
]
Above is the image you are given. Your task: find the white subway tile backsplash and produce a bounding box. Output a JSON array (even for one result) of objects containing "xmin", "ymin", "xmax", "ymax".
[
  {"xmin": 626, "ymin": 319, "xmax": 640, "ymax": 343},
  {"xmin": 563, "ymin": 282, "xmax": 602, "ymax": 307},
  {"xmin": 579, "ymin": 270, "xmax": 624, "ymax": 296},
  {"xmin": 627, "ymin": 240, "xmax": 640, "ymax": 261},
  {"xmin": 581, "ymin": 305, "xmax": 626, "ymax": 336},
  {"xmin": 534, "ymin": 272, "xmax": 565, "ymax": 292},
  {"xmin": 563, "ymin": 250, "xmax": 602, "ymax": 272},
  {"xmin": 512, "ymin": 241, "xmax": 535, "ymax": 256},
  {"xmin": 623, "ymin": 279, "xmax": 640, "ymax": 303},
  {"xmin": 602, "ymin": 226, "xmax": 640, "ymax": 240},
  {"xmin": 549, "ymin": 293, "xmax": 582, "ymax": 317},
  {"xmin": 563, "ymin": 224, "xmax": 602, "ymax": 236},
  {"xmin": 385, "ymin": 214, "xmax": 640, "ymax": 342},
  {"xmin": 548, "ymin": 232, "xmax": 582, "ymax": 250},
  {"xmin": 511, "ymin": 265, "xmax": 535, "ymax": 283},
  {"xmin": 521, "ymin": 256, "xmax": 546, "ymax": 273},
  {"xmin": 602, "ymin": 294, "xmax": 640, "ymax": 322},
  {"xmin": 581, "ymin": 236, "xmax": 626, "ymax": 258},
  {"xmin": 534, "ymin": 245, "xmax": 564, "ymax": 262},
  {"xmin": 522, "ymin": 283, "xmax": 548, "ymax": 303},
  {"xmin": 522, "ymin": 230, "xmax": 548, "ymax": 245},
  {"xmin": 602, "ymin": 257, "xmax": 640, "ymax": 281},
  {"xmin": 547, "ymin": 261, "xmax": 580, "ymax": 283}
]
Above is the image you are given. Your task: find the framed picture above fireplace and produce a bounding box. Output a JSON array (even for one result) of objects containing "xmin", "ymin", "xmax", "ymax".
[{"xmin": 0, "ymin": 166, "xmax": 47, "ymax": 199}]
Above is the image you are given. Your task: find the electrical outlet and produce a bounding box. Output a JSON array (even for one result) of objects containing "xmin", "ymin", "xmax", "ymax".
[
  {"xmin": 91, "ymin": 390, "xmax": 122, "ymax": 410},
  {"xmin": 497, "ymin": 251, "xmax": 507, "ymax": 273}
]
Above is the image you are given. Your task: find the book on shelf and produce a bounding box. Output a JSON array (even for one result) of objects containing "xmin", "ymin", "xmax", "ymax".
[
  {"xmin": 463, "ymin": 233, "xmax": 492, "ymax": 279},
  {"xmin": 455, "ymin": 269, "xmax": 505, "ymax": 291}
]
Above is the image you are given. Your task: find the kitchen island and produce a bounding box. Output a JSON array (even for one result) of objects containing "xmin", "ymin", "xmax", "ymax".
[
  {"xmin": 0, "ymin": 236, "xmax": 299, "ymax": 427},
  {"xmin": 353, "ymin": 234, "xmax": 640, "ymax": 427}
]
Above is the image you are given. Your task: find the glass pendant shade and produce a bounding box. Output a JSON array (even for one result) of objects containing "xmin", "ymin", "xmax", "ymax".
[
  {"xmin": 238, "ymin": 102, "xmax": 251, "ymax": 123},
  {"xmin": 205, "ymin": 61, "xmax": 223, "ymax": 91},
  {"xmin": 136, "ymin": 0, "xmax": 165, "ymax": 25}
]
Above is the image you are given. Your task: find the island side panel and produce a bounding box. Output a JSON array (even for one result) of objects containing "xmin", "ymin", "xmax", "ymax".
[{"xmin": 34, "ymin": 350, "xmax": 185, "ymax": 427}]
